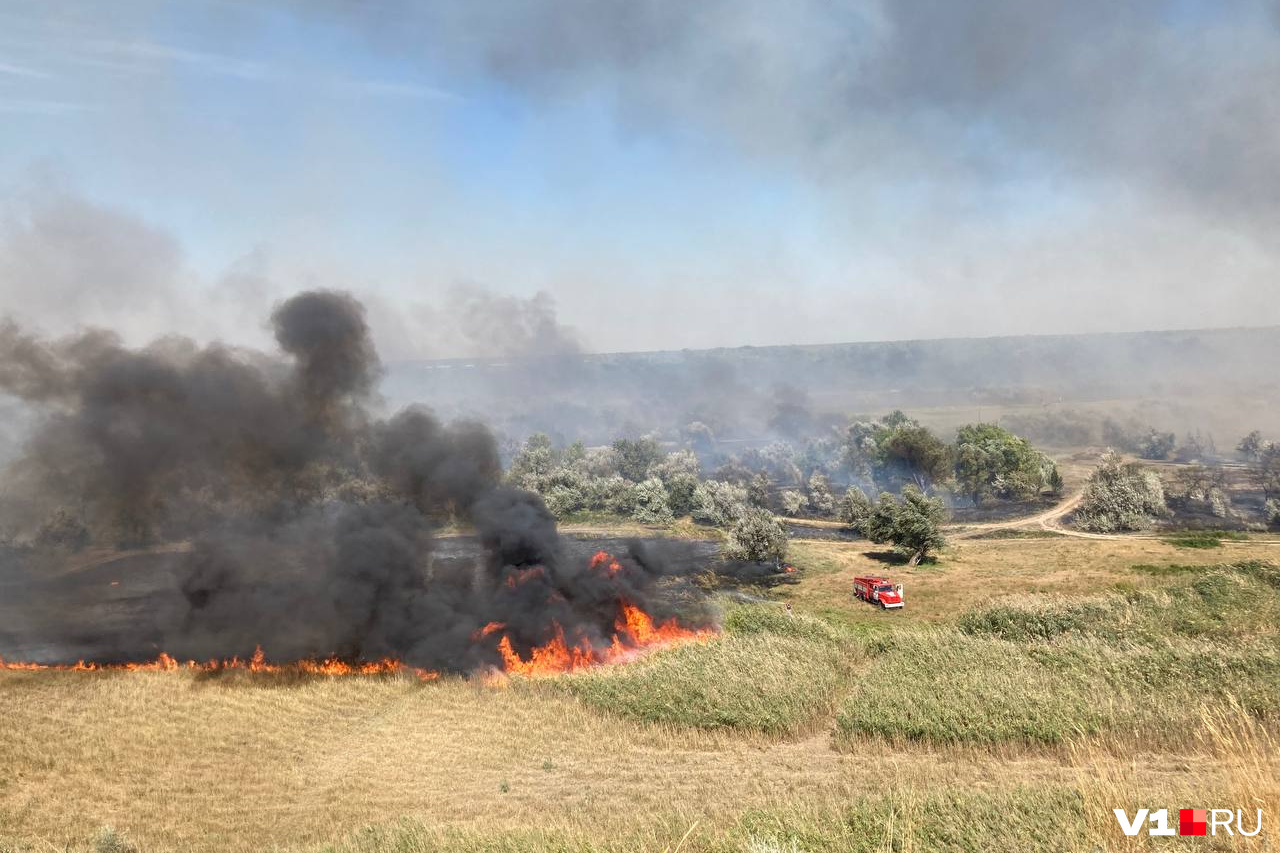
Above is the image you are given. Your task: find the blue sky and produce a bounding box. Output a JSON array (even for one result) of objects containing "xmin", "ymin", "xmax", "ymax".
[{"xmin": 1, "ymin": 0, "xmax": 1277, "ymax": 357}]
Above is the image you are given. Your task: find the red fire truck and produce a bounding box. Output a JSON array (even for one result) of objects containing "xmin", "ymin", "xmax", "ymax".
[{"xmin": 853, "ymin": 576, "xmax": 904, "ymax": 609}]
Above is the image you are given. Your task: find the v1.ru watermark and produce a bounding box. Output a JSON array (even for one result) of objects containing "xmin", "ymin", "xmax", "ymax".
[{"xmin": 1114, "ymin": 808, "xmax": 1263, "ymax": 837}]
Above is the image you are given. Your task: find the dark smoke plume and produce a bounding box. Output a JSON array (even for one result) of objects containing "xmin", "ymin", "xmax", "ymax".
[{"xmin": 0, "ymin": 291, "xmax": 711, "ymax": 671}]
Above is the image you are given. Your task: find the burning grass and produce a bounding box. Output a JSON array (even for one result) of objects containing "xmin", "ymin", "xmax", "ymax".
[
  {"xmin": 0, "ymin": 647, "xmax": 440, "ymax": 681},
  {"xmin": 2, "ymin": 542, "xmax": 1277, "ymax": 852}
]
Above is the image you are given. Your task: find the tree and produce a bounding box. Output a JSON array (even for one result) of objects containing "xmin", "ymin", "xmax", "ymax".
[
  {"xmin": 1174, "ymin": 431, "xmax": 1212, "ymax": 464},
  {"xmin": 649, "ymin": 450, "xmax": 701, "ymax": 517},
  {"xmin": 747, "ymin": 473, "xmax": 771, "ymax": 509},
  {"xmin": 843, "ymin": 412, "xmax": 951, "ymax": 493},
  {"xmin": 1237, "ymin": 431, "xmax": 1266, "ymax": 462},
  {"xmin": 683, "ymin": 421, "xmax": 717, "ymax": 458},
  {"xmin": 891, "ymin": 486, "xmax": 948, "ymax": 565},
  {"xmin": 952, "ymin": 423, "xmax": 1050, "ymax": 505},
  {"xmin": 1046, "ymin": 466, "xmax": 1064, "ymax": 496},
  {"xmin": 507, "ymin": 433, "xmax": 558, "ymax": 489},
  {"xmin": 611, "ymin": 437, "xmax": 664, "ymax": 482},
  {"xmin": 629, "ymin": 478, "xmax": 675, "ymax": 525},
  {"xmin": 779, "ymin": 489, "xmax": 807, "ymax": 516},
  {"xmin": 691, "ymin": 480, "xmax": 748, "ymax": 527},
  {"xmin": 543, "ymin": 484, "xmax": 585, "ymax": 519},
  {"xmin": 1136, "ymin": 429, "xmax": 1176, "ymax": 461},
  {"xmin": 838, "ymin": 486, "xmax": 873, "ymax": 533},
  {"xmin": 585, "ymin": 475, "xmax": 634, "ymax": 514},
  {"xmin": 723, "ymin": 507, "xmax": 788, "ymax": 563},
  {"xmin": 863, "ymin": 487, "xmax": 946, "ymax": 565},
  {"xmin": 865, "ymin": 492, "xmax": 900, "ymax": 545},
  {"xmin": 1254, "ymin": 444, "xmax": 1280, "ymax": 501},
  {"xmin": 876, "ymin": 424, "xmax": 952, "ymax": 492},
  {"xmin": 1074, "ymin": 451, "xmax": 1169, "ymax": 533},
  {"xmin": 807, "ymin": 472, "xmax": 836, "ymax": 516},
  {"xmin": 34, "ymin": 507, "xmax": 91, "ymax": 551},
  {"xmin": 1166, "ymin": 465, "xmax": 1227, "ymax": 507},
  {"xmin": 1264, "ymin": 498, "xmax": 1280, "ymax": 528}
]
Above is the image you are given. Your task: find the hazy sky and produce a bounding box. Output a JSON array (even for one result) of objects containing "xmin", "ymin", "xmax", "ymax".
[{"xmin": 1, "ymin": 0, "xmax": 1278, "ymax": 358}]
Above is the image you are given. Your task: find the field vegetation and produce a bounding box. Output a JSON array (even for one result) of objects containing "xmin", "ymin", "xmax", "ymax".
[{"xmin": 3, "ymin": 529, "xmax": 1278, "ymax": 853}]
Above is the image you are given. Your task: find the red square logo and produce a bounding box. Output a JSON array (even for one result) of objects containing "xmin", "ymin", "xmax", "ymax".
[{"xmin": 1180, "ymin": 808, "xmax": 1207, "ymax": 836}]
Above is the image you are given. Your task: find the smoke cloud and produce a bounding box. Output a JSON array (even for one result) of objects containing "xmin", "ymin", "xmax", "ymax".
[{"xmin": 0, "ymin": 291, "xmax": 711, "ymax": 670}]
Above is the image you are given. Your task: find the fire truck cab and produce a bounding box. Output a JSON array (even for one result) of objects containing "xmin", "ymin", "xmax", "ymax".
[{"xmin": 853, "ymin": 575, "xmax": 904, "ymax": 609}]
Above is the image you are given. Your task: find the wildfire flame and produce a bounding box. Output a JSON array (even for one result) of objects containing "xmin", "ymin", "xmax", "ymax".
[
  {"xmin": 0, "ymin": 647, "xmax": 439, "ymax": 680},
  {"xmin": 590, "ymin": 550, "xmax": 623, "ymax": 577},
  {"xmin": 485, "ymin": 551, "xmax": 714, "ymax": 676},
  {"xmin": 2, "ymin": 550, "xmax": 712, "ymax": 680}
]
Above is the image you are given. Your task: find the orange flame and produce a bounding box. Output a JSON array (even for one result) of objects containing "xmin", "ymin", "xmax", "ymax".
[
  {"xmin": 484, "ymin": 551, "xmax": 714, "ymax": 676},
  {"xmin": 590, "ymin": 550, "xmax": 623, "ymax": 577},
  {"xmin": 0, "ymin": 647, "xmax": 439, "ymax": 681}
]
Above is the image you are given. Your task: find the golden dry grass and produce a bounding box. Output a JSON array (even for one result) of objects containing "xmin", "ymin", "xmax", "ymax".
[
  {"xmin": 0, "ymin": 667, "xmax": 1108, "ymax": 852},
  {"xmin": 1, "ymin": 536, "xmax": 1277, "ymax": 852},
  {"xmin": 782, "ymin": 535, "xmax": 1280, "ymax": 626}
]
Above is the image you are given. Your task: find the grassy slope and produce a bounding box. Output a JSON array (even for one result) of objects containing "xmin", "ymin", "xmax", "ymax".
[{"xmin": 2, "ymin": 537, "xmax": 1278, "ymax": 853}]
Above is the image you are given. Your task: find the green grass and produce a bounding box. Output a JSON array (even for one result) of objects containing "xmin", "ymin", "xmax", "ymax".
[
  {"xmin": 961, "ymin": 561, "xmax": 1279, "ymax": 642},
  {"xmin": 967, "ymin": 528, "xmax": 1065, "ymax": 540},
  {"xmin": 1131, "ymin": 562, "xmax": 1208, "ymax": 577},
  {"xmin": 835, "ymin": 562, "xmax": 1280, "ymax": 747},
  {"xmin": 835, "ymin": 631, "xmax": 1106, "ymax": 745},
  {"xmin": 542, "ymin": 604, "xmax": 858, "ymax": 735},
  {"xmin": 545, "ymin": 562, "xmax": 1280, "ymax": 746},
  {"xmin": 1164, "ymin": 530, "xmax": 1249, "ymax": 549}
]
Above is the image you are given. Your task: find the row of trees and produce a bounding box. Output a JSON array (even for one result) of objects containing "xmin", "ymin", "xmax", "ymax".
[
  {"xmin": 1074, "ymin": 436, "xmax": 1280, "ymax": 532},
  {"xmin": 842, "ymin": 414, "xmax": 1060, "ymax": 507},
  {"xmin": 508, "ymin": 429, "xmax": 951, "ymax": 564}
]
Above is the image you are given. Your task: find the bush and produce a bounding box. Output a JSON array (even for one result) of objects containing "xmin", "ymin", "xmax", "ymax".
[
  {"xmin": 34, "ymin": 508, "xmax": 91, "ymax": 551},
  {"xmin": 690, "ymin": 480, "xmax": 748, "ymax": 527},
  {"xmin": 1137, "ymin": 428, "xmax": 1176, "ymax": 461},
  {"xmin": 629, "ymin": 477, "xmax": 675, "ymax": 525},
  {"xmin": 611, "ymin": 437, "xmax": 664, "ymax": 482},
  {"xmin": 583, "ymin": 475, "xmax": 633, "ymax": 514},
  {"xmin": 507, "ymin": 433, "xmax": 556, "ymax": 484},
  {"xmin": 807, "ymin": 472, "xmax": 836, "ymax": 516},
  {"xmin": 779, "ymin": 489, "xmax": 807, "ymax": 516},
  {"xmin": 1073, "ymin": 451, "xmax": 1168, "ymax": 533},
  {"xmin": 838, "ymin": 486, "xmax": 872, "ymax": 533},
  {"xmin": 541, "ymin": 485, "xmax": 583, "ymax": 518},
  {"xmin": 723, "ymin": 507, "xmax": 788, "ymax": 562},
  {"xmin": 648, "ymin": 450, "xmax": 701, "ymax": 516}
]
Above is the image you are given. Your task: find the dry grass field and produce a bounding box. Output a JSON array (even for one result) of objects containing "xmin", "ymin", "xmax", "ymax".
[{"xmin": 2, "ymin": 533, "xmax": 1277, "ymax": 852}]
